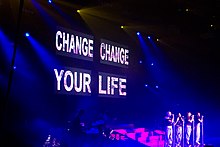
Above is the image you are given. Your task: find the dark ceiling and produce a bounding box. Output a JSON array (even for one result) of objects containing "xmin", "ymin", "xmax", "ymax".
[
  {"xmin": 70, "ymin": 0, "xmax": 219, "ymax": 32},
  {"xmin": 1, "ymin": 0, "xmax": 219, "ymax": 43},
  {"xmin": 59, "ymin": 0, "xmax": 220, "ymax": 65}
]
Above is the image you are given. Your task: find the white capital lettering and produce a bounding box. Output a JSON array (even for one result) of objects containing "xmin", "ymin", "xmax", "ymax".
[
  {"xmin": 64, "ymin": 70, "xmax": 73, "ymax": 91},
  {"xmin": 54, "ymin": 69, "xmax": 64, "ymax": 91},
  {"xmin": 56, "ymin": 31, "xmax": 62, "ymax": 51},
  {"xmin": 74, "ymin": 72, "xmax": 82, "ymax": 93},
  {"xmin": 99, "ymin": 75, "xmax": 106, "ymax": 94},
  {"xmin": 119, "ymin": 78, "xmax": 126, "ymax": 96},
  {"xmin": 83, "ymin": 73, "xmax": 91, "ymax": 93},
  {"xmin": 111, "ymin": 77, "xmax": 118, "ymax": 95}
]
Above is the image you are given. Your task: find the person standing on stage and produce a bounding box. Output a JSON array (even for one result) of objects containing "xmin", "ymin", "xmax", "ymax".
[
  {"xmin": 174, "ymin": 113, "xmax": 184, "ymax": 147},
  {"xmin": 164, "ymin": 111, "xmax": 174, "ymax": 147},
  {"xmin": 70, "ymin": 109, "xmax": 85, "ymax": 134},
  {"xmin": 195, "ymin": 112, "xmax": 204, "ymax": 145},
  {"xmin": 186, "ymin": 112, "xmax": 194, "ymax": 146}
]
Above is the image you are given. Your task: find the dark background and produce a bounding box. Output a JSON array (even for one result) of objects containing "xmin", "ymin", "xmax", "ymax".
[{"xmin": 0, "ymin": 0, "xmax": 219, "ymax": 146}]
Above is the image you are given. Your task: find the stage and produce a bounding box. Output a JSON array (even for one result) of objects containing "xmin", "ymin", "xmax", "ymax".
[{"xmin": 0, "ymin": 0, "xmax": 220, "ymax": 146}]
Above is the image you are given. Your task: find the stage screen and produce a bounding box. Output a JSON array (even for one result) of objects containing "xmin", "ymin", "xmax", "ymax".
[
  {"xmin": 54, "ymin": 67, "xmax": 92, "ymax": 96},
  {"xmin": 100, "ymin": 39, "xmax": 129, "ymax": 68},
  {"xmin": 98, "ymin": 72, "xmax": 127, "ymax": 98},
  {"xmin": 54, "ymin": 27, "xmax": 128, "ymax": 98},
  {"xmin": 55, "ymin": 26, "xmax": 94, "ymax": 61}
]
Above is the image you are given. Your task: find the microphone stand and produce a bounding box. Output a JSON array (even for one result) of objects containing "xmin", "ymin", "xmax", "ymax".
[
  {"xmin": 173, "ymin": 122, "xmax": 175, "ymax": 147},
  {"xmin": 202, "ymin": 116, "xmax": 204, "ymax": 146},
  {"xmin": 182, "ymin": 117, "xmax": 184, "ymax": 147},
  {"xmin": 192, "ymin": 116, "xmax": 195, "ymax": 147},
  {"xmin": 172, "ymin": 114, "xmax": 175, "ymax": 147}
]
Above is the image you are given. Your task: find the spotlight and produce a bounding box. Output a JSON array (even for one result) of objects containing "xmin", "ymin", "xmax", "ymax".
[
  {"xmin": 48, "ymin": 0, "xmax": 52, "ymax": 3},
  {"xmin": 77, "ymin": 10, "xmax": 80, "ymax": 13},
  {"xmin": 185, "ymin": 8, "xmax": 189, "ymax": 12},
  {"xmin": 151, "ymin": 63, "xmax": 154, "ymax": 66},
  {"xmin": 156, "ymin": 38, "xmax": 159, "ymax": 42},
  {"xmin": 25, "ymin": 32, "xmax": 30, "ymax": 37},
  {"xmin": 13, "ymin": 66, "xmax": 16, "ymax": 70},
  {"xmin": 145, "ymin": 84, "xmax": 148, "ymax": 87},
  {"xmin": 156, "ymin": 85, "xmax": 159, "ymax": 89},
  {"xmin": 121, "ymin": 25, "xmax": 124, "ymax": 29},
  {"xmin": 148, "ymin": 36, "xmax": 151, "ymax": 39},
  {"xmin": 139, "ymin": 60, "xmax": 142, "ymax": 64},
  {"xmin": 137, "ymin": 32, "xmax": 140, "ymax": 35},
  {"xmin": 210, "ymin": 24, "xmax": 213, "ymax": 27}
]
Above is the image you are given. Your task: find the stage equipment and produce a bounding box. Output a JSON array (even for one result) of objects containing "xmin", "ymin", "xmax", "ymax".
[
  {"xmin": 182, "ymin": 116, "xmax": 185, "ymax": 147},
  {"xmin": 202, "ymin": 115, "xmax": 204, "ymax": 146},
  {"xmin": 192, "ymin": 115, "xmax": 195, "ymax": 146}
]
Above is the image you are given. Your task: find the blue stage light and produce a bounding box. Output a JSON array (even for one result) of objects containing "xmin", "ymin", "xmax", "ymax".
[
  {"xmin": 156, "ymin": 85, "xmax": 159, "ymax": 89},
  {"xmin": 151, "ymin": 63, "xmax": 154, "ymax": 66},
  {"xmin": 13, "ymin": 66, "xmax": 16, "ymax": 70},
  {"xmin": 26, "ymin": 35, "xmax": 59, "ymax": 69},
  {"xmin": 137, "ymin": 32, "xmax": 140, "ymax": 35},
  {"xmin": 145, "ymin": 84, "xmax": 148, "ymax": 87},
  {"xmin": 48, "ymin": 0, "xmax": 52, "ymax": 3},
  {"xmin": 139, "ymin": 60, "xmax": 142, "ymax": 64},
  {"xmin": 25, "ymin": 32, "xmax": 30, "ymax": 37},
  {"xmin": 148, "ymin": 36, "xmax": 151, "ymax": 39}
]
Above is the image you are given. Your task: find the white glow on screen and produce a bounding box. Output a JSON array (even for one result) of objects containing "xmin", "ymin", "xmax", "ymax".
[
  {"xmin": 99, "ymin": 75, "xmax": 106, "ymax": 94},
  {"xmin": 74, "ymin": 72, "xmax": 82, "ymax": 92},
  {"xmin": 54, "ymin": 68, "xmax": 91, "ymax": 95},
  {"xmin": 111, "ymin": 77, "xmax": 118, "ymax": 95},
  {"xmin": 100, "ymin": 42, "xmax": 129, "ymax": 66},
  {"xmin": 64, "ymin": 70, "xmax": 74, "ymax": 91},
  {"xmin": 98, "ymin": 73, "xmax": 127, "ymax": 97},
  {"xmin": 56, "ymin": 31, "xmax": 62, "ymax": 51},
  {"xmin": 119, "ymin": 78, "xmax": 126, "ymax": 96},
  {"xmin": 54, "ymin": 69, "xmax": 64, "ymax": 90},
  {"xmin": 83, "ymin": 73, "xmax": 91, "ymax": 93},
  {"xmin": 55, "ymin": 29, "xmax": 94, "ymax": 59}
]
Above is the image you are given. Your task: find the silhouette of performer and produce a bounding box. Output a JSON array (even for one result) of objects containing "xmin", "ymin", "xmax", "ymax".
[
  {"xmin": 70, "ymin": 109, "xmax": 85, "ymax": 134},
  {"xmin": 186, "ymin": 112, "xmax": 194, "ymax": 146},
  {"xmin": 164, "ymin": 111, "xmax": 174, "ymax": 147},
  {"xmin": 174, "ymin": 113, "xmax": 184, "ymax": 147},
  {"xmin": 195, "ymin": 112, "xmax": 203, "ymax": 146}
]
